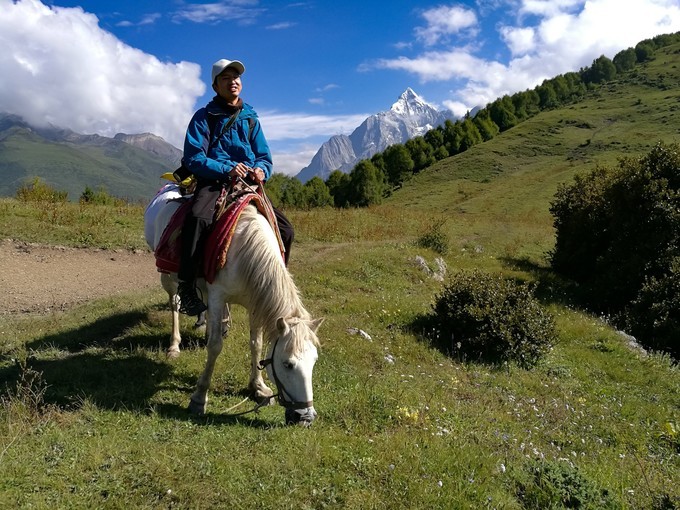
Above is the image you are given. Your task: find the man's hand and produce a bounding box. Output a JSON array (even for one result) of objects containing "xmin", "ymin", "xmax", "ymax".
[
  {"xmin": 228, "ymin": 162, "xmax": 250, "ymax": 179},
  {"xmin": 250, "ymin": 167, "xmax": 265, "ymax": 183}
]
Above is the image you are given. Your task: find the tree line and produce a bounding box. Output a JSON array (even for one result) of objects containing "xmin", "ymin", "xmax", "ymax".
[{"xmin": 264, "ymin": 31, "xmax": 680, "ymax": 209}]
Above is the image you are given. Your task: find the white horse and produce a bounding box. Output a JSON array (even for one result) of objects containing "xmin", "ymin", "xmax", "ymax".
[{"xmin": 144, "ymin": 184, "xmax": 323, "ymax": 425}]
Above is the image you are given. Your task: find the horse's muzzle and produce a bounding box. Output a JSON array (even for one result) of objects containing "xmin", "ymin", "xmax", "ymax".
[{"xmin": 285, "ymin": 406, "xmax": 317, "ymax": 427}]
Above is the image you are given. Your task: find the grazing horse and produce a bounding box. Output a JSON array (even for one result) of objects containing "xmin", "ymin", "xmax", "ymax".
[{"xmin": 144, "ymin": 184, "xmax": 323, "ymax": 425}]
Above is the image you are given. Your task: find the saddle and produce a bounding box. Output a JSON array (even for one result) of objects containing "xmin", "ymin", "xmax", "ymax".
[{"xmin": 154, "ymin": 181, "xmax": 285, "ymax": 283}]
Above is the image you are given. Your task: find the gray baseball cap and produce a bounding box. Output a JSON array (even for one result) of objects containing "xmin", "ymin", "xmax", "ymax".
[{"xmin": 211, "ymin": 59, "xmax": 245, "ymax": 83}]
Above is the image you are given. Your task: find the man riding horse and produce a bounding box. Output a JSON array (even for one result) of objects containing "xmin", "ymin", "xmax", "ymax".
[{"xmin": 178, "ymin": 58, "xmax": 293, "ymax": 316}]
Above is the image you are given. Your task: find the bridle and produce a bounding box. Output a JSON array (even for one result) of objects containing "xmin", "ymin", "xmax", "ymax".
[
  {"xmin": 204, "ymin": 337, "xmax": 311, "ymax": 419},
  {"xmin": 258, "ymin": 337, "xmax": 314, "ymax": 410},
  {"xmin": 211, "ymin": 336, "xmax": 311, "ymax": 418}
]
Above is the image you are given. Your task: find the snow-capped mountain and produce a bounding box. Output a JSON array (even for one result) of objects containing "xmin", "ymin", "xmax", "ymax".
[{"xmin": 295, "ymin": 88, "xmax": 453, "ymax": 183}]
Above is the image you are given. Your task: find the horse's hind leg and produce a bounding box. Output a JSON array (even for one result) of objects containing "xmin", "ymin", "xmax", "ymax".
[
  {"xmin": 188, "ymin": 293, "xmax": 224, "ymax": 415},
  {"xmin": 167, "ymin": 294, "xmax": 182, "ymax": 359},
  {"xmin": 161, "ymin": 274, "xmax": 182, "ymax": 358}
]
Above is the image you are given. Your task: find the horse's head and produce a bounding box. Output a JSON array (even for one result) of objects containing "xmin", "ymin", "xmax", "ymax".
[{"xmin": 262, "ymin": 316, "xmax": 323, "ymax": 427}]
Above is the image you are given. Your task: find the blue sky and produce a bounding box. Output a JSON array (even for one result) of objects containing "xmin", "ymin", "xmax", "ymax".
[{"xmin": 1, "ymin": 0, "xmax": 680, "ymax": 176}]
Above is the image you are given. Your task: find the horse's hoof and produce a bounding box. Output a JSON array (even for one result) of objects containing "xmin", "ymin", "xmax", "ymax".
[
  {"xmin": 250, "ymin": 385, "xmax": 274, "ymax": 404},
  {"xmin": 187, "ymin": 398, "xmax": 206, "ymax": 415},
  {"xmin": 166, "ymin": 349, "xmax": 180, "ymax": 360},
  {"xmin": 253, "ymin": 394, "xmax": 275, "ymax": 406}
]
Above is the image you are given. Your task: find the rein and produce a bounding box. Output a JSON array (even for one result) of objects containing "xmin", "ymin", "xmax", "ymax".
[{"xmin": 196, "ymin": 337, "xmax": 311, "ymax": 418}]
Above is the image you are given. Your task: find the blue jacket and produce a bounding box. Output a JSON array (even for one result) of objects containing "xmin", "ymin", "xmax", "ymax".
[{"xmin": 183, "ymin": 98, "xmax": 273, "ymax": 182}]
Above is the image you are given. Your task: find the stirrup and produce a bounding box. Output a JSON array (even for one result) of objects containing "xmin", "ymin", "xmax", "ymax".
[{"xmin": 178, "ymin": 282, "xmax": 207, "ymax": 316}]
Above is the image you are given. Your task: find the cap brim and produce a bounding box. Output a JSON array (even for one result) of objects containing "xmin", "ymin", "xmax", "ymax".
[{"xmin": 227, "ymin": 61, "xmax": 245, "ymax": 75}]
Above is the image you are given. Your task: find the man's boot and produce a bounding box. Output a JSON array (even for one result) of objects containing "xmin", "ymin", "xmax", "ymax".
[{"xmin": 177, "ymin": 280, "xmax": 207, "ymax": 316}]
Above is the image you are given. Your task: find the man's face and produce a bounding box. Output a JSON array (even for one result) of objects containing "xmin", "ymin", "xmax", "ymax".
[{"xmin": 213, "ymin": 68, "xmax": 242, "ymax": 102}]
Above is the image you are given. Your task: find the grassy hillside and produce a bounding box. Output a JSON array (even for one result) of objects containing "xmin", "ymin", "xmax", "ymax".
[
  {"xmin": 0, "ymin": 126, "xmax": 171, "ymax": 202},
  {"xmin": 381, "ymin": 44, "xmax": 680, "ymax": 359},
  {"xmin": 0, "ymin": 201, "xmax": 677, "ymax": 508},
  {"xmin": 0, "ymin": 43, "xmax": 678, "ymax": 509},
  {"xmin": 391, "ymin": 40, "xmax": 680, "ymax": 257}
]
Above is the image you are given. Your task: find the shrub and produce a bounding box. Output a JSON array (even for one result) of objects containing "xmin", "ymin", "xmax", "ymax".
[
  {"xmin": 550, "ymin": 142, "xmax": 680, "ymax": 355},
  {"xmin": 627, "ymin": 257, "xmax": 680, "ymax": 358},
  {"xmin": 16, "ymin": 177, "xmax": 68, "ymax": 203},
  {"xmin": 79, "ymin": 186, "xmax": 124, "ymax": 206},
  {"xmin": 416, "ymin": 222, "xmax": 449, "ymax": 255},
  {"xmin": 429, "ymin": 271, "xmax": 556, "ymax": 368},
  {"xmin": 516, "ymin": 460, "xmax": 617, "ymax": 509}
]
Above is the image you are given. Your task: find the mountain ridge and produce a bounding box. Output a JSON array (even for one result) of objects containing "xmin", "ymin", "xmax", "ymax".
[
  {"xmin": 295, "ymin": 88, "xmax": 453, "ymax": 183},
  {"xmin": 0, "ymin": 112, "xmax": 180, "ymax": 201}
]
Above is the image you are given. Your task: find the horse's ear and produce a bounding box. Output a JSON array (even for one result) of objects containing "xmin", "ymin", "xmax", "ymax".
[
  {"xmin": 309, "ymin": 317, "xmax": 324, "ymax": 333},
  {"xmin": 276, "ymin": 317, "xmax": 288, "ymax": 333}
]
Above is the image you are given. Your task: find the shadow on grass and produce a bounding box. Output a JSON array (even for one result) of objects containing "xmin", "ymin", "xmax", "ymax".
[
  {"xmin": 23, "ymin": 308, "xmax": 208, "ymax": 354},
  {"xmin": 25, "ymin": 310, "xmax": 160, "ymax": 353},
  {"xmin": 0, "ymin": 350, "xmax": 169, "ymax": 411},
  {"xmin": 499, "ymin": 255, "xmax": 588, "ymax": 309},
  {"xmin": 2, "ymin": 305, "xmax": 292, "ymax": 427},
  {"xmin": 153, "ymin": 402, "xmax": 280, "ymax": 429}
]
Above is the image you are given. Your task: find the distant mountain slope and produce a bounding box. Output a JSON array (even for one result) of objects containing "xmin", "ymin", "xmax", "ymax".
[
  {"xmin": 0, "ymin": 113, "xmax": 180, "ymax": 201},
  {"xmin": 390, "ymin": 39, "xmax": 680, "ymax": 221},
  {"xmin": 114, "ymin": 132, "xmax": 182, "ymax": 167},
  {"xmin": 296, "ymin": 88, "xmax": 453, "ymax": 183}
]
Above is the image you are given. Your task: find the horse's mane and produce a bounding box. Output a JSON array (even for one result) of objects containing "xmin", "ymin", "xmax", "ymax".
[{"xmin": 231, "ymin": 206, "xmax": 318, "ymax": 355}]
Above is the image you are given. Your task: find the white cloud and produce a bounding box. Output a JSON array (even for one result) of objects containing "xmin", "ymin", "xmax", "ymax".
[
  {"xmin": 267, "ymin": 21, "xmax": 296, "ymax": 30},
  {"xmin": 258, "ymin": 111, "xmax": 369, "ymax": 141},
  {"xmin": 368, "ymin": 0, "xmax": 680, "ymax": 112},
  {"xmin": 171, "ymin": 1, "xmax": 263, "ymax": 25},
  {"xmin": 500, "ymin": 26, "xmax": 536, "ymax": 56},
  {"xmin": 139, "ymin": 13, "xmax": 162, "ymax": 25},
  {"xmin": 368, "ymin": 50, "xmax": 491, "ymax": 82},
  {"xmin": 519, "ymin": 0, "xmax": 583, "ymax": 17},
  {"xmin": 415, "ymin": 5, "xmax": 478, "ymax": 46},
  {"xmin": 270, "ymin": 144, "xmax": 320, "ymax": 176},
  {"xmin": 0, "ymin": 0, "xmax": 204, "ymax": 148},
  {"xmin": 316, "ymin": 84, "xmax": 339, "ymax": 92},
  {"xmin": 441, "ymin": 100, "xmax": 470, "ymax": 118},
  {"xmin": 260, "ymin": 111, "xmax": 371, "ymax": 175}
]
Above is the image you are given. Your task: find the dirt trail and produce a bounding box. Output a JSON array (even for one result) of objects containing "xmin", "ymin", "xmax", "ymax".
[{"xmin": 0, "ymin": 239, "xmax": 160, "ymax": 315}]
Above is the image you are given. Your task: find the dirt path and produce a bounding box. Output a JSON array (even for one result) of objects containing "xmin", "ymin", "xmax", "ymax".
[{"xmin": 0, "ymin": 239, "xmax": 160, "ymax": 315}]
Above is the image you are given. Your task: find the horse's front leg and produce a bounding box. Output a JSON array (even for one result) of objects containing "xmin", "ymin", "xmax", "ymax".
[
  {"xmin": 248, "ymin": 313, "xmax": 273, "ymax": 404},
  {"xmin": 188, "ymin": 295, "xmax": 225, "ymax": 415}
]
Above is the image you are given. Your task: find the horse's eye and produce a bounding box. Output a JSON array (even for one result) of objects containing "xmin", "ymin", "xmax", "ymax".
[{"xmin": 283, "ymin": 360, "xmax": 295, "ymax": 370}]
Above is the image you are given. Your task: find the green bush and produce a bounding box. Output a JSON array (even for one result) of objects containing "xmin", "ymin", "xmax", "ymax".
[
  {"xmin": 416, "ymin": 222, "xmax": 449, "ymax": 255},
  {"xmin": 429, "ymin": 271, "xmax": 556, "ymax": 368},
  {"xmin": 516, "ymin": 460, "xmax": 617, "ymax": 509},
  {"xmin": 16, "ymin": 177, "xmax": 68, "ymax": 203},
  {"xmin": 627, "ymin": 257, "xmax": 680, "ymax": 358},
  {"xmin": 550, "ymin": 142, "xmax": 680, "ymax": 355},
  {"xmin": 79, "ymin": 186, "xmax": 124, "ymax": 206}
]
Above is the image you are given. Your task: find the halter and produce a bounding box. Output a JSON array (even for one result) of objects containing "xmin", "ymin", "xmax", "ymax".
[
  {"xmin": 188, "ymin": 335, "xmax": 311, "ymax": 419},
  {"xmin": 258, "ymin": 337, "xmax": 314, "ymax": 410}
]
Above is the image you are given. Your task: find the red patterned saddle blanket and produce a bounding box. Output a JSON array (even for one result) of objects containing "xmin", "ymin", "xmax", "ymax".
[{"xmin": 154, "ymin": 187, "xmax": 284, "ymax": 284}]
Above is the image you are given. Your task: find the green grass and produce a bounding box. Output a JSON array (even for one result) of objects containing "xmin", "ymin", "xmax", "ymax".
[
  {"xmin": 1, "ymin": 44, "xmax": 679, "ymax": 509},
  {"xmin": 0, "ymin": 204, "xmax": 678, "ymax": 508},
  {"xmin": 0, "ymin": 198, "xmax": 148, "ymax": 250}
]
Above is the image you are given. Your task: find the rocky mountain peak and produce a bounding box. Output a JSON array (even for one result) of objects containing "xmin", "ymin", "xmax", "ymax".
[
  {"xmin": 295, "ymin": 88, "xmax": 454, "ymax": 183},
  {"xmin": 114, "ymin": 132, "xmax": 182, "ymax": 166},
  {"xmin": 390, "ymin": 87, "xmax": 429, "ymax": 115}
]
